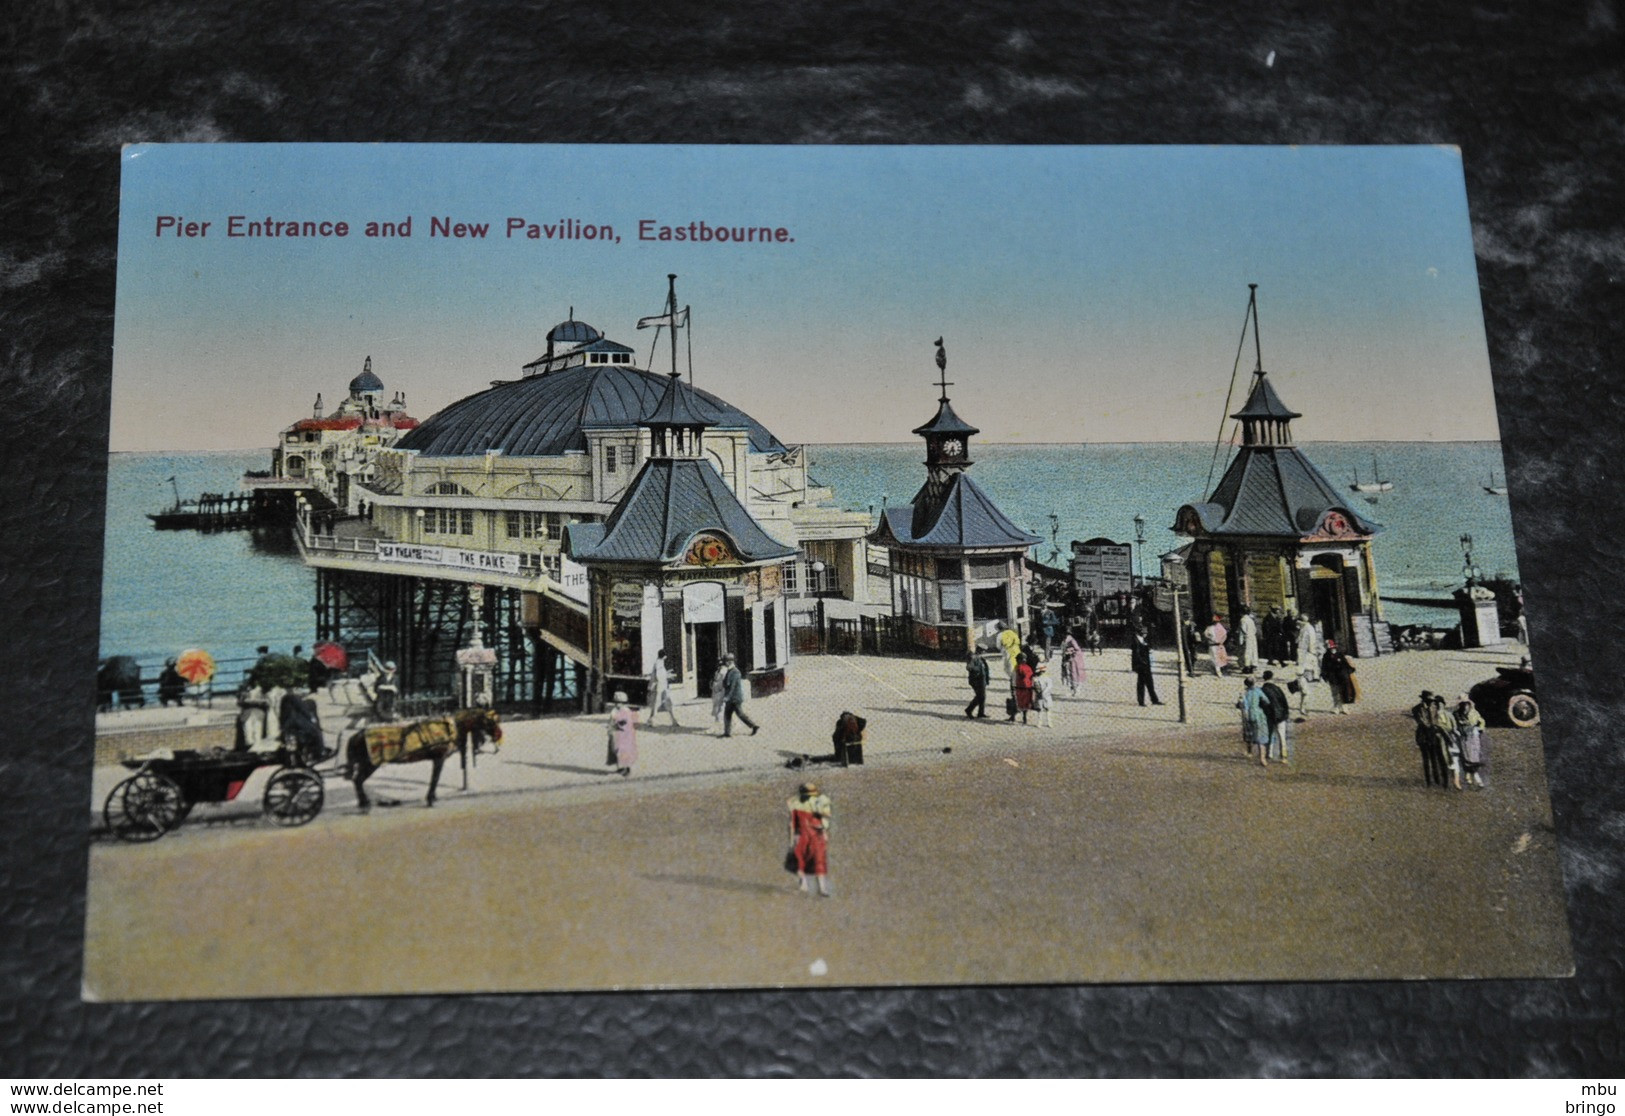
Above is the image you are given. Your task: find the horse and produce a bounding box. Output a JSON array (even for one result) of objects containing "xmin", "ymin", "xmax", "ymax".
[{"xmin": 344, "ymin": 707, "xmax": 502, "ymax": 811}]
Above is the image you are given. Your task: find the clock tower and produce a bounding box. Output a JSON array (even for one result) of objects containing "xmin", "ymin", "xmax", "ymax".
[{"xmin": 910, "ymin": 337, "xmax": 981, "ymax": 534}]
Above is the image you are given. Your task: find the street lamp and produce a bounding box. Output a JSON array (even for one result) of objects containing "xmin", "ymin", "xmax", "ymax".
[
  {"xmin": 1133, "ymin": 515, "xmax": 1147, "ymax": 585},
  {"xmin": 1459, "ymin": 532, "xmax": 1478, "ymax": 584}
]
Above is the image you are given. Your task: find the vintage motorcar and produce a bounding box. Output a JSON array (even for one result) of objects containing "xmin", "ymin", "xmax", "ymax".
[{"xmin": 1467, "ymin": 664, "xmax": 1539, "ymax": 728}]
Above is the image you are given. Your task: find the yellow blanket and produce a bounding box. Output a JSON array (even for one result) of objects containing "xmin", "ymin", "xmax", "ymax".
[{"xmin": 362, "ymin": 717, "xmax": 457, "ymax": 766}]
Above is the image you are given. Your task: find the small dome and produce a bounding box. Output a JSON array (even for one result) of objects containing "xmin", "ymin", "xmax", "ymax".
[
  {"xmin": 350, "ymin": 357, "xmax": 384, "ymax": 395},
  {"xmin": 546, "ymin": 319, "xmax": 602, "ymax": 345}
]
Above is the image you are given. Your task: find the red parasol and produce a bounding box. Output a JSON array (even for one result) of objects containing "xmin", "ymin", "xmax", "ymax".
[
  {"xmin": 312, "ymin": 641, "xmax": 349, "ymax": 672},
  {"xmin": 174, "ymin": 648, "xmax": 216, "ymax": 684}
]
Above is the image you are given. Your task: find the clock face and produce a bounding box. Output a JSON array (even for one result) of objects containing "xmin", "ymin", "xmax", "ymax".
[{"xmin": 941, "ymin": 438, "xmax": 963, "ymax": 458}]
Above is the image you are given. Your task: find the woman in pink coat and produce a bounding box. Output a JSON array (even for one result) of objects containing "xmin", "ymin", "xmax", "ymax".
[
  {"xmin": 606, "ymin": 690, "xmax": 638, "ymax": 777},
  {"xmin": 1204, "ymin": 616, "xmax": 1230, "ymax": 676},
  {"xmin": 1060, "ymin": 631, "xmax": 1087, "ymax": 696}
]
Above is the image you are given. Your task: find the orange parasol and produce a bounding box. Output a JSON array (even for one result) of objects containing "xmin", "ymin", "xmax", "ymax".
[{"xmin": 174, "ymin": 648, "xmax": 216, "ymax": 684}]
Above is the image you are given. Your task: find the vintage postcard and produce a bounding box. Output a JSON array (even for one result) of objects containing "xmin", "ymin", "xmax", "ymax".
[{"xmin": 86, "ymin": 144, "xmax": 1570, "ymax": 999}]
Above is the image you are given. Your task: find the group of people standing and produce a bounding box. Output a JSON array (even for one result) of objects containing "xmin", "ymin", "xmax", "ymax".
[
  {"xmin": 966, "ymin": 621, "xmax": 1080, "ymax": 727},
  {"xmin": 1201, "ymin": 608, "xmax": 1358, "ymax": 717},
  {"xmin": 1411, "ymin": 690, "xmax": 1490, "ymax": 790}
]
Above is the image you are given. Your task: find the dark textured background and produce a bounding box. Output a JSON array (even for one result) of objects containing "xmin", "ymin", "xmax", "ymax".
[{"xmin": 3, "ymin": 0, "xmax": 1622, "ymax": 1077}]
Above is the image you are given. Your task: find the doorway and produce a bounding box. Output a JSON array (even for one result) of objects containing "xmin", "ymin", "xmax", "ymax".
[
  {"xmin": 1309, "ymin": 556, "xmax": 1351, "ymax": 649},
  {"xmin": 693, "ymin": 623, "xmax": 721, "ymax": 698}
]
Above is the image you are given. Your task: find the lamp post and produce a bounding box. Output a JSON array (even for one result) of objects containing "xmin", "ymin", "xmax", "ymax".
[
  {"xmin": 1460, "ymin": 532, "xmax": 1478, "ymax": 585},
  {"xmin": 1133, "ymin": 515, "xmax": 1147, "ymax": 586},
  {"xmin": 811, "ymin": 559, "xmax": 828, "ymax": 651}
]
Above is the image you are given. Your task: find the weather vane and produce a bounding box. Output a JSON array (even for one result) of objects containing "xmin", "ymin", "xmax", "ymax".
[{"xmin": 933, "ymin": 336, "xmax": 952, "ymax": 401}]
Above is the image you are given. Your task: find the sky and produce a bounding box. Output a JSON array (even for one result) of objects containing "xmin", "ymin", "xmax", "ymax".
[{"xmin": 110, "ymin": 144, "xmax": 1501, "ymax": 451}]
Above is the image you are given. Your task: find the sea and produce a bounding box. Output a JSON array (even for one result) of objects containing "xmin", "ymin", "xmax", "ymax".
[{"xmin": 100, "ymin": 442, "xmax": 1521, "ymax": 682}]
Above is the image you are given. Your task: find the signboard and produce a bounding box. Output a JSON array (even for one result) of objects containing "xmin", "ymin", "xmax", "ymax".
[
  {"xmin": 683, "ymin": 581, "xmax": 725, "ymax": 624},
  {"xmin": 1071, "ymin": 541, "xmax": 1133, "ymax": 596},
  {"xmin": 377, "ymin": 542, "xmax": 520, "ymax": 575},
  {"xmin": 556, "ymin": 553, "xmax": 590, "ymax": 604},
  {"xmin": 610, "ymin": 581, "xmax": 646, "ymax": 616}
]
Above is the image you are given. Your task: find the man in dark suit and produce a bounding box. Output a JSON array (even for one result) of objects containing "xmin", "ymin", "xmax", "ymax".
[{"xmin": 1131, "ymin": 625, "xmax": 1162, "ymax": 706}]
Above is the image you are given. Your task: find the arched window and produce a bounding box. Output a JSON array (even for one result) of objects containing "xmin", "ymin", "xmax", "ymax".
[{"xmin": 425, "ymin": 481, "xmax": 471, "ymax": 496}]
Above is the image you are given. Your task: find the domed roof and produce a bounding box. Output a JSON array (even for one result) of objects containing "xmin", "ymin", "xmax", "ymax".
[
  {"xmin": 350, "ymin": 357, "xmax": 384, "ymax": 394},
  {"xmin": 546, "ymin": 318, "xmax": 602, "ymax": 345},
  {"xmin": 395, "ymin": 363, "xmax": 787, "ymax": 458}
]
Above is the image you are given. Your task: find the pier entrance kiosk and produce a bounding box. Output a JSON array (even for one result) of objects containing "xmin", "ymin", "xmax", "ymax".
[{"xmin": 1174, "ymin": 340, "xmax": 1386, "ymax": 656}]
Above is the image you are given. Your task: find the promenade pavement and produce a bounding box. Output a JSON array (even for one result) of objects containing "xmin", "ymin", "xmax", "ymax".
[
  {"xmin": 83, "ymin": 637, "xmax": 1569, "ymax": 999},
  {"xmin": 88, "ymin": 639, "xmax": 1535, "ymax": 828}
]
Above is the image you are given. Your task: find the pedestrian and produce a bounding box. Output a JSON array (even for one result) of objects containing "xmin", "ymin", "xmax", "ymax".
[
  {"xmin": 710, "ymin": 659, "xmax": 730, "ymax": 725},
  {"xmin": 1295, "ymin": 615, "xmax": 1322, "ymax": 716},
  {"xmin": 1432, "ymin": 694, "xmax": 1461, "ymax": 790},
  {"xmin": 1237, "ymin": 606, "xmax": 1259, "ymax": 674},
  {"xmin": 965, "ymin": 650, "xmax": 991, "ymax": 719},
  {"xmin": 831, "ymin": 711, "xmax": 866, "ymax": 766},
  {"xmin": 1204, "ymin": 615, "xmax": 1230, "ymax": 676},
  {"xmin": 1411, "ymin": 690, "xmax": 1441, "ymax": 786},
  {"xmin": 1060, "ymin": 630, "xmax": 1087, "ymax": 697},
  {"xmin": 278, "ymin": 686, "xmax": 325, "ymax": 766},
  {"xmin": 157, "ymin": 659, "xmax": 187, "ymax": 708},
  {"xmin": 1130, "ymin": 625, "xmax": 1162, "ymax": 706},
  {"xmin": 720, "ymin": 654, "xmax": 759, "ymax": 737},
  {"xmin": 646, "ymin": 648, "xmax": 680, "ymax": 728},
  {"xmin": 1454, "ymin": 693, "xmax": 1489, "ymax": 788},
  {"xmin": 1260, "ymin": 670, "xmax": 1292, "ymax": 763},
  {"xmin": 606, "ymin": 690, "xmax": 638, "ymax": 777},
  {"xmin": 1181, "ymin": 618, "xmax": 1199, "ymax": 675},
  {"xmin": 1033, "ymin": 663, "xmax": 1055, "ymax": 728},
  {"xmin": 234, "ymin": 682, "xmax": 270, "ymax": 751},
  {"xmin": 1040, "ymin": 605, "xmax": 1059, "ymax": 658},
  {"xmin": 369, "ymin": 660, "xmax": 399, "ymax": 721},
  {"xmin": 997, "ymin": 621, "xmax": 1022, "ymax": 680},
  {"xmin": 1320, "ymin": 639, "xmax": 1354, "ymax": 714},
  {"xmin": 1008, "ymin": 652, "xmax": 1034, "ymax": 724},
  {"xmin": 787, "ymin": 781, "xmax": 833, "ymax": 897},
  {"xmin": 1262, "ymin": 606, "xmax": 1284, "ymax": 666},
  {"xmin": 1236, "ymin": 677, "xmax": 1271, "ymax": 766}
]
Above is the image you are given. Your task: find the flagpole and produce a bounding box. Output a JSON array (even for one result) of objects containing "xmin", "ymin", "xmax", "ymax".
[
  {"xmin": 667, "ymin": 274, "xmax": 679, "ymax": 381},
  {"xmin": 686, "ymin": 305, "xmax": 693, "ymax": 387}
]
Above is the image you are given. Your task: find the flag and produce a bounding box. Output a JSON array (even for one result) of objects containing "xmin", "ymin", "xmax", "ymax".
[{"xmin": 637, "ymin": 307, "xmax": 689, "ymax": 330}]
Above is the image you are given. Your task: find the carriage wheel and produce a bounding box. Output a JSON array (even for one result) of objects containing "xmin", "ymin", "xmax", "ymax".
[
  {"xmin": 263, "ymin": 768, "xmax": 324, "ymax": 827},
  {"xmin": 103, "ymin": 772, "xmax": 184, "ymax": 842},
  {"xmin": 1507, "ymin": 691, "xmax": 1540, "ymax": 728}
]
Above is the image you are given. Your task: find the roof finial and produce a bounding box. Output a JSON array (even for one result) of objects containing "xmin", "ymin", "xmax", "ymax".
[{"xmin": 933, "ymin": 337, "xmax": 952, "ymax": 402}]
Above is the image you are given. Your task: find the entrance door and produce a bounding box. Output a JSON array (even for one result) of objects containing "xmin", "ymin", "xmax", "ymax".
[
  {"xmin": 693, "ymin": 623, "xmax": 721, "ymax": 698},
  {"xmin": 1309, "ymin": 559, "xmax": 1351, "ymax": 649}
]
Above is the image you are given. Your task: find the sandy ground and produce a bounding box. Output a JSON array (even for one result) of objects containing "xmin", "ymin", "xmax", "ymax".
[{"xmin": 82, "ymin": 644, "xmax": 1570, "ymax": 1000}]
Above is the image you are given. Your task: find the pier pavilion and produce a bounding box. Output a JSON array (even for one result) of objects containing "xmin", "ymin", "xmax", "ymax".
[
  {"xmin": 244, "ymin": 356, "xmax": 420, "ymax": 519},
  {"xmin": 868, "ymin": 341, "xmax": 1040, "ymax": 654},
  {"xmin": 1172, "ymin": 366, "xmax": 1387, "ymax": 656},
  {"xmin": 290, "ymin": 295, "xmax": 872, "ymax": 709}
]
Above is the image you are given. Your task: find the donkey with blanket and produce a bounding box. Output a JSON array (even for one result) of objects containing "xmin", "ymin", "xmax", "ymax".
[{"xmin": 345, "ymin": 707, "xmax": 502, "ymax": 810}]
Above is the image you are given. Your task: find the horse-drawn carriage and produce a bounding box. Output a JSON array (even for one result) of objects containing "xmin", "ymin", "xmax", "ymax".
[{"xmin": 102, "ymin": 739, "xmax": 332, "ymax": 843}]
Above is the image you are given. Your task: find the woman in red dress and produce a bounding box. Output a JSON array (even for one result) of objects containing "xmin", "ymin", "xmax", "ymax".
[
  {"xmin": 1008, "ymin": 654, "xmax": 1035, "ymax": 724},
  {"xmin": 787, "ymin": 782, "xmax": 833, "ymax": 897}
]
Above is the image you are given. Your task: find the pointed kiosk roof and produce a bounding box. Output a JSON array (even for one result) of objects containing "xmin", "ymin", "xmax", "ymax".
[
  {"xmin": 911, "ymin": 398, "xmax": 980, "ymax": 438},
  {"xmin": 642, "ymin": 370, "xmax": 717, "ymax": 430},
  {"xmin": 874, "ymin": 472, "xmax": 1041, "ymax": 551},
  {"xmin": 1177, "ymin": 373, "xmax": 1380, "ymax": 539},
  {"xmin": 565, "ymin": 458, "xmax": 795, "ymax": 565},
  {"xmin": 1230, "ymin": 373, "xmax": 1301, "ymax": 421}
]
